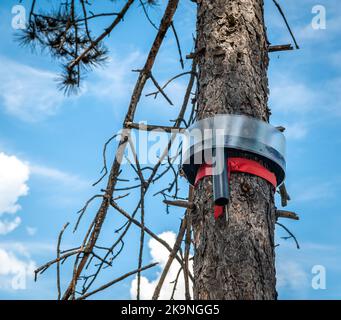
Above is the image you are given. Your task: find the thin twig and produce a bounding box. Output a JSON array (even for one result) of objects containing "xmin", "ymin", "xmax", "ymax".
[
  {"xmin": 276, "ymin": 222, "xmax": 300, "ymax": 249},
  {"xmin": 139, "ymin": 0, "xmax": 158, "ymax": 30},
  {"xmin": 163, "ymin": 199, "xmax": 195, "ymax": 209},
  {"xmin": 269, "ymin": 44, "xmax": 293, "ymax": 52},
  {"xmin": 272, "ymin": 0, "xmax": 299, "ymax": 49},
  {"xmin": 149, "ymin": 72, "xmax": 174, "ymax": 105},
  {"xmin": 125, "ymin": 122, "xmax": 185, "ymax": 133},
  {"xmin": 57, "ymin": 222, "xmax": 70, "ymax": 300},
  {"xmin": 68, "ymin": 0, "xmax": 135, "ymax": 70},
  {"xmin": 35, "ymin": 249, "xmax": 81, "ymax": 280},
  {"xmin": 152, "ymin": 217, "xmax": 187, "ymax": 300},
  {"xmin": 77, "ymin": 262, "xmax": 158, "ymax": 300},
  {"xmin": 74, "ymin": 195, "xmax": 104, "ymax": 232},
  {"xmin": 110, "ymin": 200, "xmax": 191, "ymax": 280},
  {"xmin": 276, "ymin": 210, "xmax": 299, "ymax": 220},
  {"xmin": 146, "ymin": 71, "xmax": 196, "ymax": 99},
  {"xmin": 183, "ymin": 187, "xmax": 193, "ymax": 300},
  {"xmin": 170, "ymin": 21, "xmax": 184, "ymax": 69},
  {"xmin": 278, "ymin": 183, "xmax": 291, "ymax": 207},
  {"xmin": 170, "ymin": 266, "xmax": 183, "ymax": 300},
  {"xmin": 92, "ymin": 133, "xmax": 119, "ymax": 187},
  {"xmin": 137, "ymin": 186, "xmax": 145, "ymax": 300}
]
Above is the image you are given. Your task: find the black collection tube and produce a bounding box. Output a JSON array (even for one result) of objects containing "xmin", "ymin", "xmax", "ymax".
[{"xmin": 212, "ymin": 146, "xmax": 229, "ymax": 206}]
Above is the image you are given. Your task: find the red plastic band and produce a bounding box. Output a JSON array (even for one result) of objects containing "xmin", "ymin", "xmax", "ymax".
[{"xmin": 194, "ymin": 157, "xmax": 277, "ymax": 219}]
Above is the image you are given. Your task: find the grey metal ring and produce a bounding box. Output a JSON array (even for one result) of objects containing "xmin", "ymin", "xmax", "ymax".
[{"xmin": 181, "ymin": 114, "xmax": 286, "ymax": 187}]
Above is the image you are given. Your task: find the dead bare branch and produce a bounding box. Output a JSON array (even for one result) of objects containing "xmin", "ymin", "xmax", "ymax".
[
  {"xmin": 276, "ymin": 210, "xmax": 299, "ymax": 220},
  {"xmin": 77, "ymin": 262, "xmax": 158, "ymax": 300},
  {"xmin": 57, "ymin": 222, "xmax": 70, "ymax": 300},
  {"xmin": 152, "ymin": 217, "xmax": 187, "ymax": 300},
  {"xmin": 276, "ymin": 222, "xmax": 300, "ymax": 249},
  {"xmin": 272, "ymin": 0, "xmax": 300, "ymax": 49}
]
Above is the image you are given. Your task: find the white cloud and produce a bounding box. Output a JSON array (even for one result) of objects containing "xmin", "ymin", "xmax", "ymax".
[
  {"xmin": 0, "ymin": 246, "xmax": 36, "ymax": 290},
  {"xmin": 0, "ymin": 56, "xmax": 65, "ymax": 122},
  {"xmin": 269, "ymin": 73, "xmax": 341, "ymax": 140},
  {"xmin": 297, "ymin": 23, "xmax": 325, "ymax": 42},
  {"xmin": 0, "ymin": 217, "xmax": 21, "ymax": 236},
  {"xmin": 292, "ymin": 182, "xmax": 334, "ymax": 203},
  {"xmin": 0, "ymin": 50, "xmax": 187, "ymax": 124},
  {"xmin": 276, "ymin": 260, "xmax": 309, "ymax": 292},
  {"xmin": 30, "ymin": 164, "xmax": 88, "ymax": 188},
  {"xmin": 297, "ymin": 14, "xmax": 341, "ymax": 43},
  {"xmin": 26, "ymin": 226, "xmax": 37, "ymax": 236},
  {"xmin": 0, "ymin": 152, "xmax": 29, "ymax": 216},
  {"xmin": 0, "ymin": 148, "xmax": 89, "ymax": 224},
  {"xmin": 0, "ymin": 152, "xmax": 29, "ymax": 235},
  {"xmin": 0, "ymin": 50, "xmax": 144, "ymax": 122},
  {"xmin": 275, "ymin": 241, "xmax": 341, "ymax": 298},
  {"xmin": 88, "ymin": 49, "xmax": 190, "ymax": 122},
  {"xmin": 130, "ymin": 231, "xmax": 193, "ymax": 300},
  {"xmin": 329, "ymin": 51, "xmax": 341, "ymax": 68},
  {"xmin": 90, "ymin": 51, "xmax": 144, "ymax": 102},
  {"xmin": 270, "ymin": 79, "xmax": 316, "ymax": 115},
  {"xmin": 284, "ymin": 122, "xmax": 308, "ymax": 140},
  {"xmin": 0, "ymin": 241, "xmax": 54, "ymax": 256}
]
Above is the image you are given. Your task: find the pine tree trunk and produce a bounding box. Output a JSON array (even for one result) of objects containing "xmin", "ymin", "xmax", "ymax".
[{"xmin": 192, "ymin": 0, "xmax": 277, "ymax": 300}]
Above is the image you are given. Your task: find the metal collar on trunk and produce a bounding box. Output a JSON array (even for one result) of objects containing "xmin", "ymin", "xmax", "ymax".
[{"xmin": 181, "ymin": 114, "xmax": 286, "ymax": 211}]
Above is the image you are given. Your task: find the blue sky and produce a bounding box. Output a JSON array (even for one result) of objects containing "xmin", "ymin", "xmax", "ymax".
[{"xmin": 0, "ymin": 0, "xmax": 340, "ymax": 300}]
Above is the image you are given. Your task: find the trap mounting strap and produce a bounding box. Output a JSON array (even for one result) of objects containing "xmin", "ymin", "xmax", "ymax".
[{"xmin": 194, "ymin": 157, "xmax": 277, "ymax": 219}]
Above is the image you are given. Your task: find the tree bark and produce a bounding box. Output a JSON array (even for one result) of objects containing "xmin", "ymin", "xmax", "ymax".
[{"xmin": 192, "ymin": 0, "xmax": 277, "ymax": 300}]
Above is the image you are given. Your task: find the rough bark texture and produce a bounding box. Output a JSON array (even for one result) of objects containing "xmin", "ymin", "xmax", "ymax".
[{"xmin": 192, "ymin": 0, "xmax": 277, "ymax": 300}]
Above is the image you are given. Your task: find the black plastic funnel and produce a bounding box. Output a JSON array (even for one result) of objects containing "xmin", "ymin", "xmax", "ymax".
[{"xmin": 212, "ymin": 146, "xmax": 229, "ymax": 206}]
